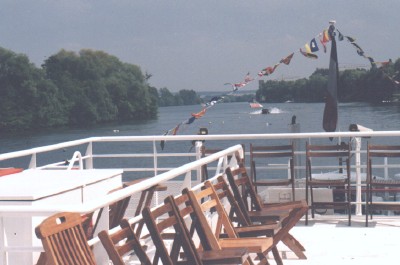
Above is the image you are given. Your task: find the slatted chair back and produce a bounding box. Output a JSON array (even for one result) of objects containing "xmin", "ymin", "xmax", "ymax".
[
  {"xmin": 225, "ymin": 156, "xmax": 264, "ymax": 212},
  {"xmin": 124, "ymin": 179, "xmax": 167, "ymax": 237},
  {"xmin": 183, "ymin": 185, "xmax": 274, "ymax": 265},
  {"xmin": 200, "ymin": 145, "xmax": 245, "ymax": 181},
  {"xmin": 87, "ymin": 186, "xmax": 131, "ymax": 240},
  {"xmin": 212, "ymin": 175, "xmax": 253, "ymax": 226},
  {"xmin": 249, "ymin": 143, "xmax": 296, "ymax": 201},
  {"xmin": 305, "ymin": 142, "xmax": 352, "ymax": 226},
  {"xmin": 366, "ymin": 144, "xmax": 400, "ymax": 226},
  {"xmin": 225, "ymin": 163, "xmax": 309, "ymax": 260},
  {"xmin": 185, "ymin": 184, "xmax": 239, "ymax": 241},
  {"xmin": 142, "ymin": 198, "xmax": 203, "ymax": 265},
  {"xmin": 35, "ymin": 212, "xmax": 96, "ymax": 265},
  {"xmin": 167, "ymin": 191, "xmax": 224, "ymax": 252},
  {"xmin": 98, "ymin": 218, "xmax": 152, "ymax": 265}
]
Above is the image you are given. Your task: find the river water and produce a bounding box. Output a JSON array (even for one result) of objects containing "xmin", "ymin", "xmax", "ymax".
[
  {"xmin": 1, "ymin": 102, "xmax": 400, "ymax": 154},
  {"xmin": 1, "ymin": 102, "xmax": 400, "ymax": 177}
]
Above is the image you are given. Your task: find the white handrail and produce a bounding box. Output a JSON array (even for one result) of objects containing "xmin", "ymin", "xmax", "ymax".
[
  {"xmin": 67, "ymin": 151, "xmax": 83, "ymax": 170},
  {"xmin": 0, "ymin": 144, "xmax": 243, "ymax": 215}
]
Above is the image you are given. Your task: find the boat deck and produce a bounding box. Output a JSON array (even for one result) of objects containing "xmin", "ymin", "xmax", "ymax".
[{"xmin": 280, "ymin": 215, "xmax": 400, "ymax": 265}]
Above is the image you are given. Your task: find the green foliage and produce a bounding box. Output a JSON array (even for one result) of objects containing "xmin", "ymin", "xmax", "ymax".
[
  {"xmin": 257, "ymin": 63, "xmax": 400, "ymax": 103},
  {"xmin": 0, "ymin": 47, "xmax": 66, "ymax": 132},
  {"xmin": 0, "ymin": 47, "xmax": 158, "ymax": 132},
  {"xmin": 42, "ymin": 49, "xmax": 157, "ymax": 126},
  {"xmin": 158, "ymin": 88, "xmax": 201, "ymax": 106}
]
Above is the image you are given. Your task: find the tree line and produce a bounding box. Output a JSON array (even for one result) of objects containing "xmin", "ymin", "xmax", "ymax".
[
  {"xmin": 257, "ymin": 59, "xmax": 400, "ymax": 104},
  {"xmin": 1, "ymin": 45, "xmax": 399, "ymax": 133},
  {"xmin": 0, "ymin": 47, "xmax": 203, "ymax": 133}
]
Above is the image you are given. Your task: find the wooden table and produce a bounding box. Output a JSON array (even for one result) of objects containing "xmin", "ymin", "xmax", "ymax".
[{"xmin": 0, "ymin": 169, "xmax": 123, "ymax": 265}]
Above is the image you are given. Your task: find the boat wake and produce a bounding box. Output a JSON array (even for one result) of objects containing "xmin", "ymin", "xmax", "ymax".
[{"xmin": 250, "ymin": 107, "xmax": 283, "ymax": 115}]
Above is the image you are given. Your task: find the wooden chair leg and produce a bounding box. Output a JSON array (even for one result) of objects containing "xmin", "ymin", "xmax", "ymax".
[
  {"xmin": 271, "ymin": 246, "xmax": 283, "ymax": 265},
  {"xmin": 281, "ymin": 234, "xmax": 307, "ymax": 259},
  {"xmin": 36, "ymin": 252, "xmax": 47, "ymax": 265}
]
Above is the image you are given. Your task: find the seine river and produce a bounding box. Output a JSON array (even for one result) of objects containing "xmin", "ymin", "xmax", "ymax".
[
  {"xmin": 1, "ymin": 102, "xmax": 400, "ymax": 175},
  {"xmin": 1, "ymin": 102, "xmax": 400, "ymax": 154}
]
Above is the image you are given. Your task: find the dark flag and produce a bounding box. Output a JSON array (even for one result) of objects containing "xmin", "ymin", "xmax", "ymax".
[
  {"xmin": 160, "ymin": 130, "xmax": 169, "ymax": 150},
  {"xmin": 280, "ymin": 52, "xmax": 294, "ymax": 65},
  {"xmin": 323, "ymin": 24, "xmax": 339, "ymax": 134}
]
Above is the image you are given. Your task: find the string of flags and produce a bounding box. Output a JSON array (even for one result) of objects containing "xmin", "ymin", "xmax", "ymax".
[{"xmin": 160, "ymin": 22, "xmax": 398, "ymax": 150}]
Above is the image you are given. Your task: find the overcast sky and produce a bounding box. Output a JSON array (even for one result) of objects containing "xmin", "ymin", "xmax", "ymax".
[{"xmin": 1, "ymin": 0, "xmax": 399, "ymax": 92}]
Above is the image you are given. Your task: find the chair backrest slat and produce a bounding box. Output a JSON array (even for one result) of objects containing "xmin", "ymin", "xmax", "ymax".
[
  {"xmin": 35, "ymin": 212, "xmax": 96, "ymax": 265},
  {"xmin": 142, "ymin": 199, "xmax": 203, "ymax": 265}
]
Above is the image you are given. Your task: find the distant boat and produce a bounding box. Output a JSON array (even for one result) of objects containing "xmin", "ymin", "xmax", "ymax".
[
  {"xmin": 250, "ymin": 102, "xmax": 263, "ymax": 108},
  {"xmin": 261, "ymin": 108, "xmax": 270, "ymax": 114},
  {"xmin": 249, "ymin": 99, "xmax": 263, "ymax": 108}
]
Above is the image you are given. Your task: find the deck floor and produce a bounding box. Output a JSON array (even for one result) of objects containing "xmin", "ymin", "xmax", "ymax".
[
  {"xmin": 125, "ymin": 192, "xmax": 400, "ymax": 264},
  {"xmin": 277, "ymin": 214, "xmax": 400, "ymax": 265}
]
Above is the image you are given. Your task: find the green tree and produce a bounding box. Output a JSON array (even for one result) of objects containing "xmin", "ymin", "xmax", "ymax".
[
  {"xmin": 0, "ymin": 47, "xmax": 65, "ymax": 132},
  {"xmin": 43, "ymin": 49, "xmax": 157, "ymax": 125},
  {"xmin": 178, "ymin": 89, "xmax": 201, "ymax": 105},
  {"xmin": 158, "ymin": 87, "xmax": 176, "ymax": 106}
]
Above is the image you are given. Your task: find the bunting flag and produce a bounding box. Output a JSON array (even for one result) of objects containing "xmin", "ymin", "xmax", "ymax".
[
  {"xmin": 185, "ymin": 116, "xmax": 196, "ymax": 124},
  {"xmin": 337, "ymin": 30, "xmax": 344, "ymax": 41},
  {"xmin": 224, "ymin": 82, "xmax": 246, "ymax": 91},
  {"xmin": 299, "ymin": 47, "xmax": 318, "ymax": 59},
  {"xmin": 244, "ymin": 72, "xmax": 254, "ymax": 83},
  {"xmin": 323, "ymin": 24, "xmax": 339, "ymax": 133},
  {"xmin": 258, "ymin": 63, "xmax": 279, "ymax": 76},
  {"xmin": 172, "ymin": 124, "xmax": 180, "ymax": 135},
  {"xmin": 203, "ymin": 96, "xmax": 224, "ymax": 107},
  {"xmin": 191, "ymin": 108, "xmax": 207, "ymax": 119},
  {"xmin": 160, "ymin": 130, "xmax": 169, "ymax": 150},
  {"xmin": 319, "ymin": 29, "xmax": 331, "ymax": 53},
  {"xmin": 161, "ymin": 22, "xmax": 394, "ymax": 149},
  {"xmin": 310, "ymin": 38, "xmax": 319, "ymax": 52},
  {"xmin": 280, "ymin": 52, "xmax": 294, "ymax": 65},
  {"xmin": 373, "ymin": 59, "xmax": 392, "ymax": 68},
  {"xmin": 345, "ymin": 36, "xmax": 356, "ymax": 43},
  {"xmin": 366, "ymin": 56, "xmax": 375, "ymax": 67},
  {"xmin": 351, "ymin": 42, "xmax": 365, "ymax": 56},
  {"xmin": 341, "ymin": 32, "xmax": 378, "ymax": 67}
]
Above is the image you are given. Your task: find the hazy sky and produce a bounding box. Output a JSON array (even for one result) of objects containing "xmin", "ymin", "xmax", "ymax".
[{"xmin": 1, "ymin": 0, "xmax": 399, "ymax": 92}]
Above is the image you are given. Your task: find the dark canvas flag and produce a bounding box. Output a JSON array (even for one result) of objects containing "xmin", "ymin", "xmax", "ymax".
[
  {"xmin": 323, "ymin": 24, "xmax": 339, "ymax": 133},
  {"xmin": 310, "ymin": 38, "xmax": 319, "ymax": 52}
]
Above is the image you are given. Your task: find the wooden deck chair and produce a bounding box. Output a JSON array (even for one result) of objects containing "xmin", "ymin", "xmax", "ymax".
[
  {"xmin": 225, "ymin": 160, "xmax": 307, "ymax": 259},
  {"xmin": 249, "ymin": 143, "xmax": 296, "ymax": 201},
  {"xmin": 85, "ymin": 185, "xmax": 131, "ymax": 240},
  {"xmin": 305, "ymin": 142, "xmax": 352, "ymax": 226},
  {"xmin": 35, "ymin": 212, "xmax": 96, "ymax": 265},
  {"xmin": 182, "ymin": 185, "xmax": 275, "ymax": 265},
  {"xmin": 205, "ymin": 178, "xmax": 284, "ymax": 264},
  {"xmin": 124, "ymin": 179, "xmax": 167, "ymax": 237},
  {"xmin": 225, "ymin": 156, "xmax": 306, "ymax": 220},
  {"xmin": 89, "ymin": 179, "xmax": 166, "ymax": 240},
  {"xmin": 168, "ymin": 191, "xmax": 270, "ymax": 265},
  {"xmin": 366, "ymin": 144, "xmax": 400, "ymax": 227},
  {"xmin": 200, "ymin": 144, "xmax": 245, "ymax": 181},
  {"xmin": 98, "ymin": 218, "xmax": 152, "ymax": 265},
  {"xmin": 142, "ymin": 196, "xmax": 249, "ymax": 265},
  {"xmin": 211, "ymin": 176, "xmax": 307, "ymax": 260}
]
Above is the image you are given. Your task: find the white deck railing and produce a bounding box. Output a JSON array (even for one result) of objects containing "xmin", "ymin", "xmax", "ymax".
[
  {"xmin": 1, "ymin": 131, "xmax": 400, "ymax": 264},
  {"xmin": 0, "ymin": 143, "xmax": 243, "ymax": 265}
]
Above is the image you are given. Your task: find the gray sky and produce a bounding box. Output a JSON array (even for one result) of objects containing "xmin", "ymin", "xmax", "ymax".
[{"xmin": 1, "ymin": 0, "xmax": 399, "ymax": 92}]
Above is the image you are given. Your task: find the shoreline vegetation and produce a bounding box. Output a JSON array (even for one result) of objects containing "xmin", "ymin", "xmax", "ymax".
[{"xmin": 1, "ymin": 46, "xmax": 399, "ymax": 133}]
